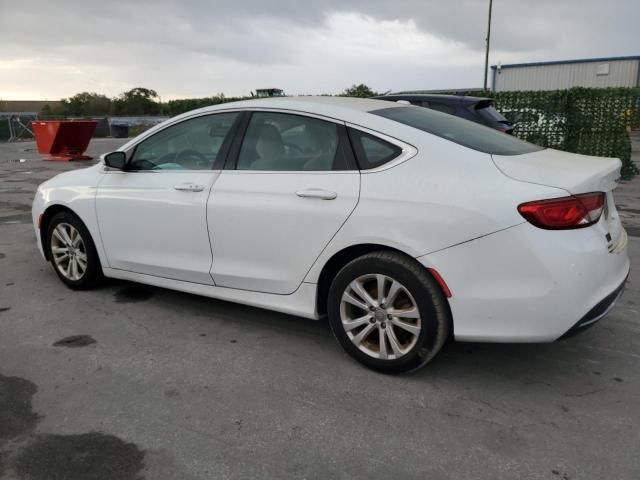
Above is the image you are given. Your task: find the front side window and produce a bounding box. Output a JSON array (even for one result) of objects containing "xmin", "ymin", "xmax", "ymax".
[
  {"xmin": 236, "ymin": 112, "xmax": 350, "ymax": 171},
  {"xmin": 129, "ymin": 112, "xmax": 239, "ymax": 170},
  {"xmin": 372, "ymin": 106, "xmax": 543, "ymax": 156}
]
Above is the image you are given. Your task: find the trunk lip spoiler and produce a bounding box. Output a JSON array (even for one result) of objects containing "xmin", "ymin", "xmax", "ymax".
[{"xmin": 490, "ymin": 149, "xmax": 622, "ymax": 194}]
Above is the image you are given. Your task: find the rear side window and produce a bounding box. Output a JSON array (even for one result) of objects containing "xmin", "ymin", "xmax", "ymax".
[
  {"xmin": 348, "ymin": 129, "xmax": 402, "ymax": 170},
  {"xmin": 372, "ymin": 106, "xmax": 543, "ymax": 156},
  {"xmin": 236, "ymin": 112, "xmax": 353, "ymax": 171}
]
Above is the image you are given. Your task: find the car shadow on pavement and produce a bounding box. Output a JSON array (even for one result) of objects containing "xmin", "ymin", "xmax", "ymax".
[{"xmin": 103, "ymin": 278, "xmax": 624, "ymax": 391}]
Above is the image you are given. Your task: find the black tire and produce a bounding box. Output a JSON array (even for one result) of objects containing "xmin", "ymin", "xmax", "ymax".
[
  {"xmin": 327, "ymin": 251, "xmax": 451, "ymax": 374},
  {"xmin": 46, "ymin": 211, "xmax": 103, "ymax": 290}
]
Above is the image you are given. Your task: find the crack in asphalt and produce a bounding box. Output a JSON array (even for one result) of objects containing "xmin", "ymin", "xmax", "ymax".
[
  {"xmin": 564, "ymin": 387, "xmax": 606, "ymax": 398},
  {"xmin": 53, "ymin": 335, "xmax": 97, "ymax": 348}
]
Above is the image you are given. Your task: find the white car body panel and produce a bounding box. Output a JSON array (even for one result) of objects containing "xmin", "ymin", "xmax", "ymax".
[
  {"xmin": 208, "ymin": 170, "xmax": 360, "ymax": 294},
  {"xmin": 493, "ymin": 149, "xmax": 622, "ymax": 194},
  {"xmin": 32, "ymin": 163, "xmax": 109, "ymax": 265},
  {"xmin": 95, "ymin": 170, "xmax": 220, "ymax": 284},
  {"xmin": 32, "ymin": 96, "xmax": 630, "ymax": 344},
  {"xmin": 303, "ymin": 134, "xmax": 569, "ymax": 282},
  {"xmin": 103, "ymin": 267, "xmax": 318, "ymax": 319},
  {"xmin": 418, "ymin": 219, "xmax": 629, "ymax": 342}
]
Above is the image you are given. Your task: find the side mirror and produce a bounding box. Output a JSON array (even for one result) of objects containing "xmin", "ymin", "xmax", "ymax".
[{"xmin": 103, "ymin": 151, "xmax": 126, "ymax": 170}]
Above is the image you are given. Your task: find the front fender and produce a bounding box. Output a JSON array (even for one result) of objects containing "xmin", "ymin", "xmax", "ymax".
[{"xmin": 32, "ymin": 165, "xmax": 109, "ymax": 268}]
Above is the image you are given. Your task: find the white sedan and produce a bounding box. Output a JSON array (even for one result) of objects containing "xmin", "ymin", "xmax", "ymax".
[{"xmin": 32, "ymin": 97, "xmax": 630, "ymax": 373}]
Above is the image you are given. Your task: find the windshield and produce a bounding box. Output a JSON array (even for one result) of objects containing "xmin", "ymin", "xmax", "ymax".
[{"xmin": 372, "ymin": 106, "xmax": 542, "ymax": 156}]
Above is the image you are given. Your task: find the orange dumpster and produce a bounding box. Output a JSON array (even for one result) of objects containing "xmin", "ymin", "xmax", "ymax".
[{"xmin": 32, "ymin": 120, "xmax": 97, "ymax": 161}]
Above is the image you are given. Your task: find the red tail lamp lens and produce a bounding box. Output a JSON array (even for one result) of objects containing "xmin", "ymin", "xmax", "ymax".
[{"xmin": 518, "ymin": 192, "xmax": 605, "ymax": 230}]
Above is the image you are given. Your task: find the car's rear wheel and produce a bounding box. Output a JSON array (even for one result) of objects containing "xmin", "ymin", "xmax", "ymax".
[
  {"xmin": 46, "ymin": 211, "xmax": 102, "ymax": 290},
  {"xmin": 327, "ymin": 251, "xmax": 451, "ymax": 373}
]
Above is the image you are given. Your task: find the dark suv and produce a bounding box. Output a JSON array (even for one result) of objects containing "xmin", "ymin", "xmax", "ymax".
[{"xmin": 373, "ymin": 94, "xmax": 514, "ymax": 134}]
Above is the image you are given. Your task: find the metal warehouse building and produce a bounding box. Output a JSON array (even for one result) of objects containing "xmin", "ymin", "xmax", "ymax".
[{"xmin": 491, "ymin": 55, "xmax": 640, "ymax": 91}]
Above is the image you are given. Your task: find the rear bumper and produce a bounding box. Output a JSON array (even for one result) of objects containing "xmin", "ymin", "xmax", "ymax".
[
  {"xmin": 417, "ymin": 222, "xmax": 630, "ymax": 342},
  {"xmin": 558, "ymin": 274, "xmax": 628, "ymax": 339}
]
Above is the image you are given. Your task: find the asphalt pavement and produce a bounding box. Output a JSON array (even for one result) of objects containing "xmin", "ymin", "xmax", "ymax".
[{"xmin": 0, "ymin": 137, "xmax": 639, "ymax": 480}]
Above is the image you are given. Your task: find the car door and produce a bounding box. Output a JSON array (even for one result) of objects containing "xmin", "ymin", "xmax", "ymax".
[
  {"xmin": 96, "ymin": 112, "xmax": 241, "ymax": 284},
  {"xmin": 208, "ymin": 111, "xmax": 360, "ymax": 294}
]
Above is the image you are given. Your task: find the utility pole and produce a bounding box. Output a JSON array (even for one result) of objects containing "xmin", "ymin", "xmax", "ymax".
[{"xmin": 483, "ymin": 0, "xmax": 493, "ymax": 91}]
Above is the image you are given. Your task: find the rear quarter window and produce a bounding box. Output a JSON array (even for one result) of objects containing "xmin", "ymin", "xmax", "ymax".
[
  {"xmin": 348, "ymin": 129, "xmax": 402, "ymax": 170},
  {"xmin": 372, "ymin": 106, "xmax": 543, "ymax": 156}
]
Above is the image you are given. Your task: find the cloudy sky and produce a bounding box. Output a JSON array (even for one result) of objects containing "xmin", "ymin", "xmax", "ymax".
[{"xmin": 0, "ymin": 0, "xmax": 638, "ymax": 100}]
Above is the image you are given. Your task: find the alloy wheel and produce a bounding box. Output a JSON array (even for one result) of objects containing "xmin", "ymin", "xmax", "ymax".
[
  {"xmin": 339, "ymin": 274, "xmax": 422, "ymax": 360},
  {"xmin": 50, "ymin": 223, "xmax": 88, "ymax": 281}
]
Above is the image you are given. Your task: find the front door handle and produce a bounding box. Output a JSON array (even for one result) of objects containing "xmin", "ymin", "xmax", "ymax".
[
  {"xmin": 296, "ymin": 188, "xmax": 338, "ymax": 200},
  {"xmin": 174, "ymin": 182, "xmax": 205, "ymax": 192}
]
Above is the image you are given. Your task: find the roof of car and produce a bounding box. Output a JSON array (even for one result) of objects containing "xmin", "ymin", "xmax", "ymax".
[
  {"xmin": 374, "ymin": 94, "xmax": 490, "ymax": 104},
  {"xmin": 209, "ymin": 95, "xmax": 397, "ymax": 112},
  {"xmin": 118, "ymin": 97, "xmax": 414, "ymax": 152},
  {"xmin": 170, "ymin": 96, "xmax": 406, "ymax": 126}
]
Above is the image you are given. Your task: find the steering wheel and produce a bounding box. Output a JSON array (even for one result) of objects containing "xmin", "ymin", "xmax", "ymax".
[
  {"xmin": 284, "ymin": 143, "xmax": 304, "ymax": 156},
  {"xmin": 130, "ymin": 158, "xmax": 157, "ymax": 170},
  {"xmin": 175, "ymin": 149, "xmax": 210, "ymax": 169}
]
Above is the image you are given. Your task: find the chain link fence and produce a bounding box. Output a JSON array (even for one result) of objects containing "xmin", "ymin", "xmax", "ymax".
[{"xmin": 0, "ymin": 114, "xmax": 37, "ymax": 142}]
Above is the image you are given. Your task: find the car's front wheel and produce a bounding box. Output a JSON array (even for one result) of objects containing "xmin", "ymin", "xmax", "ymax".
[
  {"xmin": 46, "ymin": 211, "xmax": 102, "ymax": 290},
  {"xmin": 327, "ymin": 251, "xmax": 451, "ymax": 374}
]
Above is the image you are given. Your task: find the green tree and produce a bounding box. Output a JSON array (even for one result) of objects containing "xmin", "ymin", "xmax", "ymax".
[
  {"xmin": 341, "ymin": 84, "xmax": 379, "ymax": 98},
  {"xmin": 165, "ymin": 94, "xmax": 243, "ymax": 116},
  {"xmin": 112, "ymin": 87, "xmax": 161, "ymax": 115},
  {"xmin": 40, "ymin": 103, "xmax": 53, "ymax": 118},
  {"xmin": 60, "ymin": 92, "xmax": 112, "ymax": 116}
]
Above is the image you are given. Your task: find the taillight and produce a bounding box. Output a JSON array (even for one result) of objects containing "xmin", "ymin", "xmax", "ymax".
[{"xmin": 518, "ymin": 192, "xmax": 605, "ymax": 230}]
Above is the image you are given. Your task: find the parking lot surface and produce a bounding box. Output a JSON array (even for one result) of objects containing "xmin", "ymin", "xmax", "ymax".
[{"xmin": 1, "ymin": 138, "xmax": 639, "ymax": 479}]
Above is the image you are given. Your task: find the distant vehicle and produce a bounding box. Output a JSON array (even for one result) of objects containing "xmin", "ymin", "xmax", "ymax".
[
  {"xmin": 373, "ymin": 94, "xmax": 514, "ymax": 134},
  {"xmin": 254, "ymin": 88, "xmax": 285, "ymax": 98},
  {"xmin": 33, "ymin": 97, "xmax": 628, "ymax": 373}
]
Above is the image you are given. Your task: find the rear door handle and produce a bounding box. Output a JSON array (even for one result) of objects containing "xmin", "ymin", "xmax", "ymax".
[
  {"xmin": 296, "ymin": 188, "xmax": 338, "ymax": 200},
  {"xmin": 174, "ymin": 182, "xmax": 205, "ymax": 192}
]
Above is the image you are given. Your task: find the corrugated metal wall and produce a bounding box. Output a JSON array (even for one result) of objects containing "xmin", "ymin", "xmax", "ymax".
[{"xmin": 494, "ymin": 59, "xmax": 640, "ymax": 91}]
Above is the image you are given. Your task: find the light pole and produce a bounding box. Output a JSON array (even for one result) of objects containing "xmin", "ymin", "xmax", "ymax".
[{"xmin": 483, "ymin": 0, "xmax": 493, "ymax": 91}]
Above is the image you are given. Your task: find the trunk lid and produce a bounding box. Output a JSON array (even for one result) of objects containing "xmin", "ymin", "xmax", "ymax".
[{"xmin": 492, "ymin": 148, "xmax": 622, "ymax": 195}]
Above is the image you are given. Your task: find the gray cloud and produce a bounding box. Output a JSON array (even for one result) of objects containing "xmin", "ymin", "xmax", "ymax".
[{"xmin": 0, "ymin": 0, "xmax": 637, "ymax": 99}]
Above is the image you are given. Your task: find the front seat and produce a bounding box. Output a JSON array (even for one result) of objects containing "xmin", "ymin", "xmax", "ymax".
[{"xmin": 250, "ymin": 124, "xmax": 285, "ymax": 170}]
